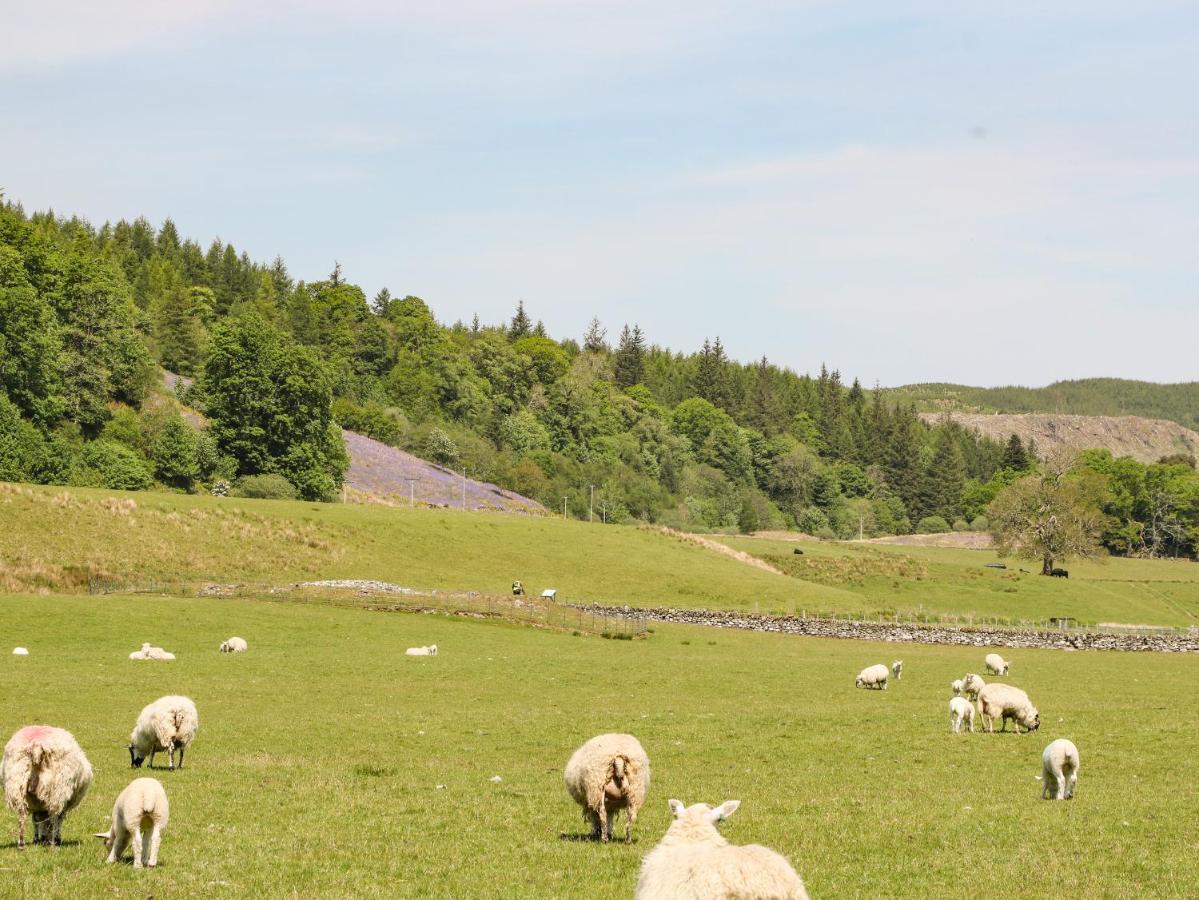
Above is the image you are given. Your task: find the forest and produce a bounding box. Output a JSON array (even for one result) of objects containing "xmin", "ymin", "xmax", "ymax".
[{"xmin": 1, "ymin": 198, "xmax": 1195, "ymax": 556}]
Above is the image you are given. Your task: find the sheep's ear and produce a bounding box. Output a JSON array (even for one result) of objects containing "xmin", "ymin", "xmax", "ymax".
[
  {"xmin": 93, "ymin": 832, "xmax": 109, "ymax": 840},
  {"xmin": 668, "ymin": 799, "xmax": 685, "ymax": 818},
  {"xmin": 709, "ymin": 800, "xmax": 741, "ymax": 822}
]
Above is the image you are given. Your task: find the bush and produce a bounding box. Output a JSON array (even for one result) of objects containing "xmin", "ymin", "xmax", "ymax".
[
  {"xmin": 233, "ymin": 473, "xmax": 298, "ymax": 500},
  {"xmin": 970, "ymin": 515, "xmax": 989, "ymax": 532},
  {"xmin": 423, "ymin": 427, "xmax": 459, "ymax": 467},
  {"xmin": 952, "ymin": 518, "xmax": 970, "ymax": 532},
  {"xmin": 70, "ymin": 440, "xmax": 154, "ymax": 490},
  {"xmin": 916, "ymin": 515, "xmax": 951, "ymax": 534},
  {"xmin": 796, "ymin": 506, "xmax": 830, "ymax": 535}
]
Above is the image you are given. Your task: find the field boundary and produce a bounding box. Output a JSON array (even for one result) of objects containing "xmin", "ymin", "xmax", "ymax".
[{"xmin": 574, "ymin": 604, "xmax": 1199, "ymax": 653}]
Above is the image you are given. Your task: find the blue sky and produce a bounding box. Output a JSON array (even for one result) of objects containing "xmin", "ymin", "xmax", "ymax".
[{"xmin": 3, "ymin": 1, "xmax": 1197, "ymax": 386}]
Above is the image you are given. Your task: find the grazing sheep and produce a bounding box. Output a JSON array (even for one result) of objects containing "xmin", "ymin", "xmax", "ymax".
[
  {"xmin": 1039, "ymin": 739, "xmax": 1080, "ymax": 800},
  {"xmin": 1, "ymin": 725, "xmax": 93, "ymax": 848},
  {"xmin": 129, "ymin": 643, "xmax": 175, "ymax": 661},
  {"xmin": 891, "ymin": 660, "xmax": 903, "ymax": 680},
  {"xmin": 405, "ymin": 644, "xmax": 438, "ymax": 656},
  {"xmin": 855, "ymin": 664, "xmax": 889, "ymax": 690},
  {"xmin": 12, "ymin": 647, "xmax": 29, "ymax": 656},
  {"xmin": 948, "ymin": 697, "xmax": 975, "ymax": 733},
  {"xmin": 219, "ymin": 637, "xmax": 248, "ymax": 653},
  {"xmin": 984, "ymin": 653, "xmax": 1010, "ymax": 676},
  {"xmin": 977, "ymin": 683, "xmax": 1040, "ymax": 734},
  {"xmin": 129, "ymin": 696, "xmax": 199, "ymax": 770},
  {"xmin": 95, "ymin": 777, "xmax": 169, "ymax": 867},
  {"xmin": 962, "ymin": 673, "xmax": 986, "ymax": 700},
  {"xmin": 635, "ymin": 799, "xmax": 809, "ymax": 900},
  {"xmin": 564, "ymin": 733, "xmax": 650, "ymax": 843},
  {"xmin": 951, "ymin": 679, "xmax": 964, "ymax": 697}
]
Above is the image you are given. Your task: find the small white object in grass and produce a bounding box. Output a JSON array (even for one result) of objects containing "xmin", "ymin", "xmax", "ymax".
[
  {"xmin": 12, "ymin": 647, "xmax": 29, "ymax": 655},
  {"xmin": 417, "ymin": 730, "xmax": 425, "ymax": 735},
  {"xmin": 489, "ymin": 775, "xmax": 502, "ymax": 783},
  {"xmin": 436, "ymin": 784, "xmax": 447, "ymax": 790}
]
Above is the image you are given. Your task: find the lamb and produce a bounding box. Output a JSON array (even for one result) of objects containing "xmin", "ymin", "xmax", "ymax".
[
  {"xmin": 891, "ymin": 660, "xmax": 903, "ymax": 680},
  {"xmin": 95, "ymin": 777, "xmax": 169, "ymax": 867},
  {"xmin": 12, "ymin": 647, "xmax": 29, "ymax": 656},
  {"xmin": 962, "ymin": 673, "xmax": 986, "ymax": 700},
  {"xmin": 1, "ymin": 725, "xmax": 93, "ymax": 848},
  {"xmin": 854, "ymin": 663, "xmax": 889, "ymax": 690},
  {"xmin": 948, "ymin": 697, "xmax": 975, "ymax": 733},
  {"xmin": 219, "ymin": 637, "xmax": 248, "ymax": 653},
  {"xmin": 564, "ymin": 733, "xmax": 650, "ymax": 843},
  {"xmin": 984, "ymin": 653, "xmax": 1010, "ymax": 676},
  {"xmin": 129, "ymin": 696, "xmax": 200, "ymax": 770},
  {"xmin": 951, "ymin": 679, "xmax": 964, "ymax": 697},
  {"xmin": 129, "ymin": 643, "xmax": 175, "ymax": 661},
  {"xmin": 634, "ymin": 799, "xmax": 809, "ymax": 900},
  {"xmin": 977, "ymin": 683, "xmax": 1039, "ymax": 734},
  {"xmin": 1039, "ymin": 739, "xmax": 1080, "ymax": 800},
  {"xmin": 405, "ymin": 644, "xmax": 438, "ymax": 656}
]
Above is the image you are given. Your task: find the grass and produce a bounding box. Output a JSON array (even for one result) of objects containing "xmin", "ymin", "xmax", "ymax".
[{"xmin": 1, "ymin": 592, "xmax": 1197, "ymax": 897}]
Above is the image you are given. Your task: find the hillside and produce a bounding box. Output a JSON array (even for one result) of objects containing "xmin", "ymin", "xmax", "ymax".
[
  {"xmin": 918, "ymin": 412, "xmax": 1199, "ymax": 463},
  {"xmin": 890, "ymin": 379, "xmax": 1199, "ymax": 431}
]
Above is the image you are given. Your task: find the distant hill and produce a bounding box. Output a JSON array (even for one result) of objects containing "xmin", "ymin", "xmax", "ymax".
[
  {"xmin": 887, "ymin": 379, "xmax": 1199, "ymax": 431},
  {"xmin": 918, "ymin": 412, "xmax": 1199, "ymax": 464}
]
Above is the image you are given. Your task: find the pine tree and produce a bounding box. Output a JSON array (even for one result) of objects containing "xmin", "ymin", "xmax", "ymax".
[
  {"xmin": 533, "ymin": 319, "xmax": 547, "ymax": 337},
  {"xmin": 269, "ymin": 256, "xmax": 293, "ymax": 297},
  {"xmin": 371, "ymin": 287, "xmax": 393, "ymax": 317},
  {"xmin": 1001, "ymin": 433, "xmax": 1029, "ymax": 471},
  {"xmin": 927, "ymin": 434, "xmax": 967, "ymax": 521},
  {"xmin": 470, "ymin": 313, "xmax": 480, "ymax": 336},
  {"xmin": 329, "ymin": 261, "xmax": 343, "ymax": 287},
  {"xmin": 884, "ymin": 406, "xmax": 923, "ymax": 521},
  {"xmin": 507, "ymin": 300, "xmax": 532, "ymax": 340},
  {"xmin": 613, "ymin": 324, "xmax": 646, "ymax": 388},
  {"xmin": 155, "ymin": 286, "xmax": 207, "ymax": 376},
  {"xmin": 583, "ymin": 316, "xmax": 607, "ymax": 352},
  {"xmin": 692, "ymin": 337, "xmax": 730, "ymax": 409}
]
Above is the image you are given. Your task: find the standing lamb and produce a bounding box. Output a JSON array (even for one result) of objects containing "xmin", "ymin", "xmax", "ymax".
[
  {"xmin": 219, "ymin": 637, "xmax": 248, "ymax": 653},
  {"xmin": 951, "ymin": 679, "xmax": 964, "ymax": 697},
  {"xmin": 962, "ymin": 673, "xmax": 986, "ymax": 700},
  {"xmin": 948, "ymin": 697, "xmax": 975, "ymax": 733},
  {"xmin": 635, "ymin": 799, "xmax": 809, "ymax": 900},
  {"xmin": 564, "ymin": 733, "xmax": 650, "ymax": 843},
  {"xmin": 1, "ymin": 725, "xmax": 93, "ymax": 848},
  {"xmin": 95, "ymin": 777, "xmax": 169, "ymax": 867},
  {"xmin": 129, "ymin": 696, "xmax": 200, "ymax": 770},
  {"xmin": 984, "ymin": 653, "xmax": 1010, "ymax": 676},
  {"xmin": 405, "ymin": 644, "xmax": 438, "ymax": 656},
  {"xmin": 977, "ymin": 683, "xmax": 1040, "ymax": 734},
  {"xmin": 891, "ymin": 660, "xmax": 903, "ymax": 681},
  {"xmin": 1040, "ymin": 739, "xmax": 1080, "ymax": 800},
  {"xmin": 855, "ymin": 664, "xmax": 889, "ymax": 690}
]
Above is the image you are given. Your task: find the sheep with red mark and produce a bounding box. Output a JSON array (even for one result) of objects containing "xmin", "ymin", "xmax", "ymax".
[{"xmin": 2, "ymin": 725, "xmax": 93, "ymax": 848}]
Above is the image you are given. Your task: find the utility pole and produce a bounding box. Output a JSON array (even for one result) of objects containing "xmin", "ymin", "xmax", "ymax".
[
  {"xmin": 859, "ymin": 514, "xmax": 864, "ymax": 541},
  {"xmin": 563, "ymin": 496, "xmax": 568, "ymax": 520},
  {"xmin": 462, "ymin": 469, "xmax": 467, "ymax": 510},
  {"xmin": 405, "ymin": 478, "xmax": 417, "ymax": 508},
  {"xmin": 602, "ymin": 501, "xmax": 607, "ymax": 524},
  {"xmin": 589, "ymin": 484, "xmax": 595, "ymax": 522}
]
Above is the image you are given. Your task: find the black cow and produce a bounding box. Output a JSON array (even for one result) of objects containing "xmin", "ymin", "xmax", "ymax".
[{"xmin": 1050, "ymin": 568, "xmax": 1069, "ymax": 578}]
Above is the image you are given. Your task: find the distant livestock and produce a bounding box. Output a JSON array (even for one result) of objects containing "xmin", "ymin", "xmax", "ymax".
[
  {"xmin": 405, "ymin": 645, "xmax": 438, "ymax": 656},
  {"xmin": 635, "ymin": 799, "xmax": 809, "ymax": 900},
  {"xmin": 949, "ymin": 697, "xmax": 975, "ymax": 733},
  {"xmin": 1040, "ymin": 739, "xmax": 1080, "ymax": 800},
  {"xmin": 129, "ymin": 696, "xmax": 200, "ymax": 770},
  {"xmin": 129, "ymin": 643, "xmax": 175, "ymax": 661},
  {"xmin": 12, "ymin": 647, "xmax": 28, "ymax": 656},
  {"xmin": 96, "ymin": 777, "xmax": 169, "ymax": 867},
  {"xmin": 855, "ymin": 664, "xmax": 889, "ymax": 690},
  {"xmin": 962, "ymin": 674, "xmax": 986, "ymax": 700},
  {"xmin": 565, "ymin": 733, "xmax": 650, "ymax": 843},
  {"xmin": 984, "ymin": 654, "xmax": 1010, "ymax": 676},
  {"xmin": 219, "ymin": 637, "xmax": 248, "ymax": 653},
  {"xmin": 977, "ymin": 684, "xmax": 1039, "ymax": 734},
  {"xmin": 2, "ymin": 725, "xmax": 93, "ymax": 848},
  {"xmin": 891, "ymin": 660, "xmax": 903, "ymax": 680},
  {"xmin": 951, "ymin": 679, "xmax": 964, "ymax": 697},
  {"xmin": 1050, "ymin": 568, "xmax": 1069, "ymax": 578}
]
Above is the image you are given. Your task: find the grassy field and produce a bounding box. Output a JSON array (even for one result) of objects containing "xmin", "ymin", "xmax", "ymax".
[
  {"xmin": 1, "ymin": 592, "xmax": 1197, "ymax": 898},
  {"xmin": 4, "ymin": 482, "xmax": 1199, "ymax": 630}
]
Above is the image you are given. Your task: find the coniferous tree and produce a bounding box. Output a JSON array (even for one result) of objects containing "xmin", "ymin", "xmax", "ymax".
[
  {"xmin": 533, "ymin": 319, "xmax": 547, "ymax": 338},
  {"xmin": 692, "ymin": 337, "xmax": 730, "ymax": 409},
  {"xmin": 614, "ymin": 324, "xmax": 646, "ymax": 388},
  {"xmin": 508, "ymin": 300, "xmax": 532, "ymax": 340},
  {"xmin": 884, "ymin": 406, "xmax": 923, "ymax": 522},
  {"xmin": 371, "ymin": 287, "xmax": 393, "ymax": 317},
  {"xmin": 1001, "ymin": 433, "xmax": 1030, "ymax": 471},
  {"xmin": 927, "ymin": 434, "xmax": 967, "ymax": 521},
  {"xmin": 155, "ymin": 285, "xmax": 207, "ymax": 376},
  {"xmin": 583, "ymin": 316, "xmax": 607, "ymax": 353}
]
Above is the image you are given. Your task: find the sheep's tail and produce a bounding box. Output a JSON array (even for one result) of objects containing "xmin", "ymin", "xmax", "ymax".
[
  {"xmin": 3, "ymin": 750, "xmax": 34, "ymax": 813},
  {"xmin": 612, "ymin": 756, "xmax": 626, "ymax": 783}
]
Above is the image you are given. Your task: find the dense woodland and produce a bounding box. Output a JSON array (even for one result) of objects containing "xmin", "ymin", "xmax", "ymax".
[{"xmin": 1, "ymin": 199, "xmax": 1196, "ymax": 557}]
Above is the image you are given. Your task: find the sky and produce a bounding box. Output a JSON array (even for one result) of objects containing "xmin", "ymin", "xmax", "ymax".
[{"xmin": 2, "ymin": 1, "xmax": 1197, "ymax": 387}]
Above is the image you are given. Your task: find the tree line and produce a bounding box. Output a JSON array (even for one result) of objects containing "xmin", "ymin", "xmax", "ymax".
[{"xmin": 0, "ymin": 198, "xmax": 1195, "ymax": 556}]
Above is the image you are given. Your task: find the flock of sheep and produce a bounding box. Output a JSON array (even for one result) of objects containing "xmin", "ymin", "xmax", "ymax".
[
  {"xmin": 856, "ymin": 652, "xmax": 1081, "ymax": 800},
  {"xmin": 1, "ymin": 638, "xmax": 238, "ymax": 867}
]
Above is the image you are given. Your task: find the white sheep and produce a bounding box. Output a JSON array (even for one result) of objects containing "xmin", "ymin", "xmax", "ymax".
[
  {"xmin": 984, "ymin": 653, "xmax": 1010, "ymax": 676},
  {"xmin": 129, "ymin": 643, "xmax": 175, "ymax": 661},
  {"xmin": 219, "ymin": 637, "xmax": 248, "ymax": 653},
  {"xmin": 2, "ymin": 725, "xmax": 93, "ymax": 848},
  {"xmin": 564, "ymin": 733, "xmax": 650, "ymax": 843},
  {"xmin": 951, "ymin": 679, "xmax": 964, "ymax": 697},
  {"xmin": 948, "ymin": 697, "xmax": 975, "ymax": 733},
  {"xmin": 635, "ymin": 799, "xmax": 809, "ymax": 900},
  {"xmin": 962, "ymin": 673, "xmax": 986, "ymax": 700},
  {"xmin": 12, "ymin": 647, "xmax": 29, "ymax": 656},
  {"xmin": 891, "ymin": 660, "xmax": 903, "ymax": 680},
  {"xmin": 1039, "ymin": 739, "xmax": 1080, "ymax": 800},
  {"xmin": 129, "ymin": 696, "xmax": 200, "ymax": 770},
  {"xmin": 405, "ymin": 644, "xmax": 438, "ymax": 656},
  {"xmin": 95, "ymin": 777, "xmax": 169, "ymax": 867},
  {"xmin": 855, "ymin": 663, "xmax": 889, "ymax": 690},
  {"xmin": 977, "ymin": 683, "xmax": 1040, "ymax": 734}
]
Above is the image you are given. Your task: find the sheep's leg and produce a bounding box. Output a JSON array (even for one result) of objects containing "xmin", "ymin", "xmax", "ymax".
[
  {"xmin": 51, "ymin": 815, "xmax": 63, "ymax": 847},
  {"xmin": 16, "ymin": 806, "xmax": 25, "ymax": 850},
  {"xmin": 109, "ymin": 828, "xmax": 129, "ymax": 863},
  {"xmin": 149, "ymin": 748, "xmax": 157, "ymax": 769},
  {"xmin": 131, "ymin": 827, "xmax": 145, "ymax": 868},
  {"xmin": 168, "ymin": 743, "xmax": 176, "ymax": 771},
  {"xmin": 177, "ymin": 744, "xmax": 186, "ymax": 770},
  {"xmin": 147, "ymin": 824, "xmax": 162, "ymax": 867},
  {"xmin": 596, "ymin": 804, "xmax": 609, "ymax": 843},
  {"xmin": 625, "ymin": 805, "xmax": 636, "ymax": 843}
]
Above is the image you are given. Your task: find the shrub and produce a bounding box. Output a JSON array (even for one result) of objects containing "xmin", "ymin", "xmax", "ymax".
[
  {"xmin": 70, "ymin": 440, "xmax": 154, "ymax": 491},
  {"xmin": 952, "ymin": 518, "xmax": 970, "ymax": 532},
  {"xmin": 970, "ymin": 515, "xmax": 990, "ymax": 531},
  {"xmin": 796, "ymin": 506, "xmax": 830, "ymax": 535},
  {"xmin": 423, "ymin": 427, "xmax": 459, "ymax": 467},
  {"xmin": 916, "ymin": 515, "xmax": 951, "ymax": 534},
  {"xmin": 233, "ymin": 473, "xmax": 298, "ymax": 500}
]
